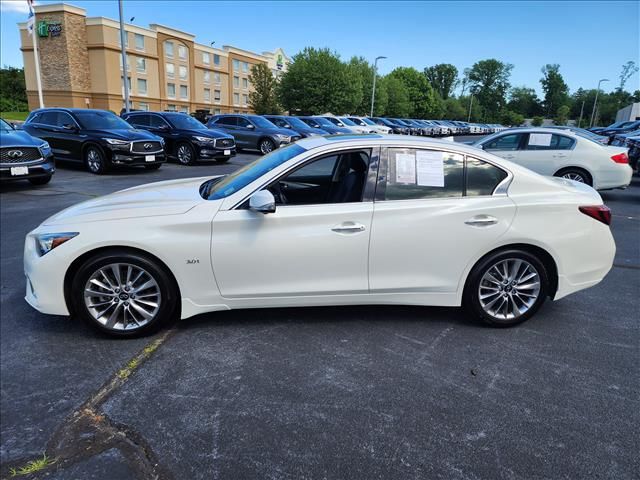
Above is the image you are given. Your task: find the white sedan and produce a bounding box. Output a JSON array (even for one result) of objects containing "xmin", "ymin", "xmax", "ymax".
[
  {"xmin": 317, "ymin": 116, "xmax": 374, "ymax": 134},
  {"xmin": 347, "ymin": 116, "xmax": 392, "ymax": 134},
  {"xmin": 24, "ymin": 136, "xmax": 615, "ymax": 337},
  {"xmin": 475, "ymin": 127, "xmax": 633, "ymax": 190}
]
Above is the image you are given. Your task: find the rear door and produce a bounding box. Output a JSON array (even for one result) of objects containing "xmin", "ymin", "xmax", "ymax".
[
  {"xmin": 482, "ymin": 132, "xmax": 525, "ymax": 164},
  {"xmin": 517, "ymin": 133, "xmax": 575, "ymax": 175},
  {"xmin": 236, "ymin": 116, "xmax": 259, "ymax": 149}
]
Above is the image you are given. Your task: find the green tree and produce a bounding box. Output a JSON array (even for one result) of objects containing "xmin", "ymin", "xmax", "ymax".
[
  {"xmin": 248, "ymin": 63, "xmax": 281, "ymax": 114},
  {"xmin": 381, "ymin": 76, "xmax": 411, "ymax": 117},
  {"xmin": 0, "ymin": 66, "xmax": 28, "ymax": 112},
  {"xmin": 442, "ymin": 97, "xmax": 466, "ymax": 120},
  {"xmin": 531, "ymin": 116, "xmax": 544, "ymax": 127},
  {"xmin": 507, "ymin": 86, "xmax": 542, "ymax": 118},
  {"xmin": 467, "ymin": 59, "xmax": 513, "ymax": 122},
  {"xmin": 458, "ymin": 95, "xmax": 482, "ymax": 122},
  {"xmin": 500, "ymin": 110, "xmax": 525, "ymax": 127},
  {"xmin": 277, "ymin": 47, "xmax": 361, "ymax": 114},
  {"xmin": 618, "ymin": 61, "xmax": 638, "ymax": 92},
  {"xmin": 540, "ymin": 64, "xmax": 569, "ymax": 116},
  {"xmin": 424, "ymin": 64, "xmax": 458, "ymax": 100},
  {"xmin": 555, "ymin": 105, "xmax": 570, "ymax": 125},
  {"xmin": 389, "ymin": 67, "xmax": 442, "ymax": 118},
  {"xmin": 346, "ymin": 56, "xmax": 376, "ymax": 115}
]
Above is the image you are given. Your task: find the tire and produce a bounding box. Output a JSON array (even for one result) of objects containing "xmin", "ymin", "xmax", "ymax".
[
  {"xmin": 176, "ymin": 142, "xmax": 196, "ymax": 165},
  {"xmin": 71, "ymin": 250, "xmax": 178, "ymax": 337},
  {"xmin": 554, "ymin": 167, "xmax": 592, "ymax": 186},
  {"xmin": 463, "ymin": 249, "xmax": 549, "ymax": 327},
  {"xmin": 28, "ymin": 175, "xmax": 52, "ymax": 185},
  {"xmin": 84, "ymin": 145, "xmax": 108, "ymax": 175},
  {"xmin": 259, "ymin": 138, "xmax": 276, "ymax": 155},
  {"xmin": 145, "ymin": 163, "xmax": 162, "ymax": 170}
]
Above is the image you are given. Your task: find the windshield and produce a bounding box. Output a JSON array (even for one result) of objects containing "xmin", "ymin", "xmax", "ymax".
[
  {"xmin": 360, "ymin": 118, "xmax": 376, "ymax": 126},
  {"xmin": 166, "ymin": 114, "xmax": 207, "ymax": 130},
  {"xmin": 203, "ymin": 143, "xmax": 306, "ymax": 200},
  {"xmin": 339, "ymin": 117, "xmax": 357, "ymax": 126},
  {"xmin": 0, "ymin": 119, "xmax": 12, "ymax": 132},
  {"xmin": 313, "ymin": 117, "xmax": 336, "ymax": 127},
  {"xmin": 248, "ymin": 115, "xmax": 277, "ymax": 129},
  {"xmin": 286, "ymin": 117, "xmax": 310, "ymax": 129},
  {"xmin": 75, "ymin": 111, "xmax": 132, "ymax": 130},
  {"xmin": 348, "ymin": 117, "xmax": 366, "ymax": 126}
]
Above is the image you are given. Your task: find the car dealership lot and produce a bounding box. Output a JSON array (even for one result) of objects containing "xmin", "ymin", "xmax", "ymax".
[{"xmin": 1, "ymin": 152, "xmax": 638, "ymax": 478}]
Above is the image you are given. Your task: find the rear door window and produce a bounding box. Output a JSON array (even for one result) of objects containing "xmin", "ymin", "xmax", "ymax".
[
  {"xmin": 127, "ymin": 114, "xmax": 149, "ymax": 127},
  {"xmin": 466, "ymin": 157, "xmax": 508, "ymax": 196},
  {"xmin": 524, "ymin": 133, "xmax": 575, "ymax": 151}
]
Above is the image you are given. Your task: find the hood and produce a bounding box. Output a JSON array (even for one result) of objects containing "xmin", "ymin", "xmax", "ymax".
[
  {"xmin": 86, "ymin": 128, "xmax": 161, "ymax": 141},
  {"xmin": 0, "ymin": 129, "xmax": 44, "ymax": 147},
  {"xmin": 267, "ymin": 127, "xmax": 299, "ymax": 137},
  {"xmin": 178, "ymin": 128, "xmax": 231, "ymax": 139},
  {"xmin": 42, "ymin": 176, "xmax": 217, "ymax": 226}
]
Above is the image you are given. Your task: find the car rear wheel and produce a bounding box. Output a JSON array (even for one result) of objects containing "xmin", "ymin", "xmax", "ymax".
[
  {"xmin": 463, "ymin": 249, "xmax": 549, "ymax": 327},
  {"xmin": 28, "ymin": 175, "xmax": 51, "ymax": 185},
  {"xmin": 85, "ymin": 146, "xmax": 108, "ymax": 175},
  {"xmin": 259, "ymin": 138, "xmax": 275, "ymax": 155},
  {"xmin": 176, "ymin": 142, "xmax": 196, "ymax": 165},
  {"xmin": 71, "ymin": 251, "xmax": 178, "ymax": 337},
  {"xmin": 554, "ymin": 168, "xmax": 592, "ymax": 186}
]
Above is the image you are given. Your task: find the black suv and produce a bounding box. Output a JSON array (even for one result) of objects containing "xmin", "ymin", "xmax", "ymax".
[
  {"xmin": 123, "ymin": 111, "xmax": 236, "ymax": 165},
  {"xmin": 1, "ymin": 118, "xmax": 55, "ymax": 185},
  {"xmin": 23, "ymin": 108, "xmax": 165, "ymax": 174},
  {"xmin": 207, "ymin": 114, "xmax": 300, "ymax": 154}
]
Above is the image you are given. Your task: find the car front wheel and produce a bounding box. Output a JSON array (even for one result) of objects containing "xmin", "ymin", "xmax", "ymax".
[
  {"xmin": 176, "ymin": 142, "xmax": 195, "ymax": 165},
  {"xmin": 259, "ymin": 138, "xmax": 275, "ymax": 155},
  {"xmin": 463, "ymin": 250, "xmax": 549, "ymax": 327},
  {"xmin": 85, "ymin": 146, "xmax": 108, "ymax": 175},
  {"xmin": 71, "ymin": 251, "xmax": 178, "ymax": 337}
]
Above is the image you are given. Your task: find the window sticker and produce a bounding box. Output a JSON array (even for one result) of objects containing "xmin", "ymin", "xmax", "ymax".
[
  {"xmin": 416, "ymin": 150, "xmax": 445, "ymax": 187},
  {"xmin": 395, "ymin": 153, "xmax": 416, "ymax": 184},
  {"xmin": 528, "ymin": 133, "xmax": 552, "ymax": 147}
]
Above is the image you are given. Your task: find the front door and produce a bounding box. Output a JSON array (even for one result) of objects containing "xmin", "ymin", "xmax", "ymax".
[
  {"xmin": 482, "ymin": 132, "xmax": 525, "ymax": 164},
  {"xmin": 211, "ymin": 149, "xmax": 376, "ymax": 298}
]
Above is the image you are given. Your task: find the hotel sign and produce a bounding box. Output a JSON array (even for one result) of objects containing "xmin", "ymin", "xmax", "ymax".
[{"xmin": 37, "ymin": 20, "xmax": 62, "ymax": 38}]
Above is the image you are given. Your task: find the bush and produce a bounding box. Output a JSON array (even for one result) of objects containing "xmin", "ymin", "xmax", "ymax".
[
  {"xmin": 555, "ymin": 105, "xmax": 570, "ymax": 126},
  {"xmin": 531, "ymin": 116, "xmax": 544, "ymax": 127}
]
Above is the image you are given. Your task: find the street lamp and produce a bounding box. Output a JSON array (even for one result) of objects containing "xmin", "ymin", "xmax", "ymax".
[
  {"xmin": 589, "ymin": 78, "xmax": 609, "ymax": 128},
  {"xmin": 118, "ymin": 0, "xmax": 131, "ymax": 113},
  {"xmin": 370, "ymin": 56, "xmax": 386, "ymax": 117}
]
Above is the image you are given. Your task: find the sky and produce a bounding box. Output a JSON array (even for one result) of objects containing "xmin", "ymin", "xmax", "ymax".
[{"xmin": 1, "ymin": 0, "xmax": 638, "ymax": 96}]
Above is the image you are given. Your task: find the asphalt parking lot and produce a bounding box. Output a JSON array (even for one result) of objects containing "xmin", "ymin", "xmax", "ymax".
[{"xmin": 1, "ymin": 147, "xmax": 638, "ymax": 479}]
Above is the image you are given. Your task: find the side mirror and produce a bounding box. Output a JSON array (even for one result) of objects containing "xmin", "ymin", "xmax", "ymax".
[
  {"xmin": 246, "ymin": 124, "xmax": 255, "ymax": 129},
  {"xmin": 249, "ymin": 190, "xmax": 276, "ymax": 214},
  {"xmin": 158, "ymin": 124, "xmax": 170, "ymax": 131},
  {"xmin": 63, "ymin": 123, "xmax": 77, "ymax": 132}
]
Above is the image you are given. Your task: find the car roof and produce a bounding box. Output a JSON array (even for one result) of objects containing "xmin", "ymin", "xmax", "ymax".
[{"xmin": 497, "ymin": 127, "xmax": 579, "ymax": 137}]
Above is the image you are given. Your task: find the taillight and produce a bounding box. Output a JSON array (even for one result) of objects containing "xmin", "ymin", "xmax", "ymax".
[
  {"xmin": 611, "ymin": 152, "xmax": 628, "ymax": 164},
  {"xmin": 579, "ymin": 205, "xmax": 612, "ymax": 225}
]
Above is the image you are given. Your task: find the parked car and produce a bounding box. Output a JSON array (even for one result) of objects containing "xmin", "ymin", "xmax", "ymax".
[
  {"xmin": 263, "ymin": 115, "xmax": 328, "ymax": 138},
  {"xmin": 122, "ymin": 111, "xmax": 235, "ymax": 165},
  {"xmin": 610, "ymin": 130, "xmax": 640, "ymax": 173},
  {"xmin": 400, "ymin": 119, "xmax": 430, "ymax": 136},
  {"xmin": 589, "ymin": 120, "xmax": 636, "ymax": 135},
  {"xmin": 597, "ymin": 120, "xmax": 640, "ymax": 140},
  {"xmin": 316, "ymin": 116, "xmax": 372, "ymax": 134},
  {"xmin": 346, "ymin": 116, "xmax": 392, "ymax": 134},
  {"xmin": 207, "ymin": 114, "xmax": 300, "ymax": 154},
  {"xmin": 24, "ymin": 135, "xmax": 616, "ymax": 337},
  {"xmin": 23, "ymin": 108, "xmax": 165, "ymax": 174},
  {"xmin": 298, "ymin": 116, "xmax": 351, "ymax": 135},
  {"xmin": 370, "ymin": 117, "xmax": 408, "ymax": 134},
  {"xmin": 390, "ymin": 118, "xmax": 420, "ymax": 135},
  {"xmin": 1, "ymin": 118, "xmax": 55, "ymax": 185},
  {"xmin": 474, "ymin": 128, "xmax": 632, "ymax": 190},
  {"xmin": 547, "ymin": 126, "xmax": 609, "ymax": 145}
]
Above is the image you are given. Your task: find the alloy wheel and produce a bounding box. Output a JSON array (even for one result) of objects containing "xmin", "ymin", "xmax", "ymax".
[
  {"xmin": 478, "ymin": 258, "xmax": 541, "ymax": 321},
  {"xmin": 260, "ymin": 139, "xmax": 275, "ymax": 155},
  {"xmin": 177, "ymin": 144, "xmax": 193, "ymax": 165},
  {"xmin": 562, "ymin": 172, "xmax": 585, "ymax": 183},
  {"xmin": 83, "ymin": 263, "xmax": 161, "ymax": 331},
  {"xmin": 87, "ymin": 149, "xmax": 102, "ymax": 173}
]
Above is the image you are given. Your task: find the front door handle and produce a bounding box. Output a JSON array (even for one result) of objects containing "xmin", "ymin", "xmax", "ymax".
[
  {"xmin": 503, "ymin": 154, "xmax": 516, "ymax": 159},
  {"xmin": 331, "ymin": 222, "xmax": 366, "ymax": 234},
  {"xmin": 552, "ymin": 153, "xmax": 567, "ymax": 158},
  {"xmin": 465, "ymin": 215, "xmax": 498, "ymax": 227}
]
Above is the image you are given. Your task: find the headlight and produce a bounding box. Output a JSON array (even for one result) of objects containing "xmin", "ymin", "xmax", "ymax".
[
  {"xmin": 39, "ymin": 141, "xmax": 51, "ymax": 155},
  {"xmin": 305, "ymin": 132, "xmax": 318, "ymax": 137},
  {"xmin": 103, "ymin": 138, "xmax": 130, "ymax": 146},
  {"xmin": 193, "ymin": 136, "xmax": 214, "ymax": 142},
  {"xmin": 275, "ymin": 134, "xmax": 291, "ymax": 142},
  {"xmin": 35, "ymin": 232, "xmax": 78, "ymax": 256}
]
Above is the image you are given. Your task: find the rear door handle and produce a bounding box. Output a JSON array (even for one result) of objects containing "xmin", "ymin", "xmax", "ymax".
[
  {"xmin": 465, "ymin": 215, "xmax": 498, "ymax": 227},
  {"xmin": 553, "ymin": 153, "xmax": 567, "ymax": 158},
  {"xmin": 503, "ymin": 154, "xmax": 516, "ymax": 159},
  {"xmin": 332, "ymin": 222, "xmax": 366, "ymax": 234}
]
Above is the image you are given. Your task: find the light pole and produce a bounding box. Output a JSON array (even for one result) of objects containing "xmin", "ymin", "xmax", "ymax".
[
  {"xmin": 119, "ymin": 0, "xmax": 131, "ymax": 113},
  {"xmin": 589, "ymin": 78, "xmax": 609, "ymax": 128},
  {"xmin": 370, "ymin": 56, "xmax": 386, "ymax": 117},
  {"xmin": 467, "ymin": 94, "xmax": 474, "ymax": 122}
]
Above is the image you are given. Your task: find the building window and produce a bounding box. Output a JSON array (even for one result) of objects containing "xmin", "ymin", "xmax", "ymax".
[
  {"xmin": 233, "ymin": 59, "xmax": 239, "ymax": 71},
  {"xmin": 179, "ymin": 65, "xmax": 188, "ymax": 80},
  {"xmin": 167, "ymin": 104, "xmax": 176, "ymax": 111},
  {"xmin": 214, "ymin": 89, "xmax": 221, "ymax": 101},
  {"xmin": 203, "ymin": 71, "xmax": 210, "ymax": 84},
  {"xmin": 233, "ymin": 76, "xmax": 239, "ymax": 88},
  {"xmin": 134, "ymin": 33, "xmax": 144, "ymax": 51},
  {"xmin": 241, "ymin": 61, "xmax": 249, "ymax": 73},
  {"xmin": 233, "ymin": 93, "xmax": 240, "ymax": 105},
  {"xmin": 180, "ymin": 106, "xmax": 189, "ymax": 113},
  {"xmin": 214, "ymin": 72, "xmax": 221, "ymax": 84},
  {"xmin": 242, "ymin": 78, "xmax": 248, "ymax": 89},
  {"xmin": 137, "ymin": 78, "xmax": 147, "ymax": 95},
  {"xmin": 164, "ymin": 41, "xmax": 174, "ymax": 58},
  {"xmin": 242, "ymin": 94, "xmax": 248, "ymax": 105},
  {"xmin": 166, "ymin": 63, "xmax": 175, "ymax": 78},
  {"xmin": 202, "ymin": 52, "xmax": 210, "ymax": 64},
  {"xmin": 204, "ymin": 88, "xmax": 211, "ymax": 102},
  {"xmin": 214, "ymin": 108, "xmax": 221, "ymax": 114},
  {"xmin": 136, "ymin": 57, "xmax": 146, "ymax": 73},
  {"xmin": 214, "ymin": 54, "xmax": 220, "ymax": 66},
  {"xmin": 178, "ymin": 45, "xmax": 187, "ymax": 60},
  {"xmin": 180, "ymin": 85, "xmax": 188, "ymax": 99},
  {"xmin": 167, "ymin": 83, "xmax": 176, "ymax": 98},
  {"xmin": 117, "ymin": 33, "xmax": 129, "ymax": 48},
  {"xmin": 138, "ymin": 102, "xmax": 149, "ymax": 111}
]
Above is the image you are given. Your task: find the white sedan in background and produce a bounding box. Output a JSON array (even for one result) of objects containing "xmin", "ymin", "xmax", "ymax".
[
  {"xmin": 347, "ymin": 116, "xmax": 392, "ymax": 134},
  {"xmin": 474, "ymin": 128, "xmax": 633, "ymax": 189},
  {"xmin": 317, "ymin": 116, "xmax": 374, "ymax": 134},
  {"xmin": 24, "ymin": 136, "xmax": 615, "ymax": 337}
]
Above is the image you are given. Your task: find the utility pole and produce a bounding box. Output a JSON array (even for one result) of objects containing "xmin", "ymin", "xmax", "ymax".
[
  {"xmin": 577, "ymin": 100, "xmax": 585, "ymax": 128},
  {"xmin": 119, "ymin": 0, "xmax": 131, "ymax": 113},
  {"xmin": 467, "ymin": 94, "xmax": 474, "ymax": 122},
  {"xmin": 589, "ymin": 78, "xmax": 609, "ymax": 128},
  {"xmin": 27, "ymin": 1, "xmax": 44, "ymax": 108},
  {"xmin": 370, "ymin": 56, "xmax": 386, "ymax": 117}
]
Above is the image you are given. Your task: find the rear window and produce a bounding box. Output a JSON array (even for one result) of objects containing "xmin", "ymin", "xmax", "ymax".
[{"xmin": 466, "ymin": 157, "xmax": 508, "ymax": 196}]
